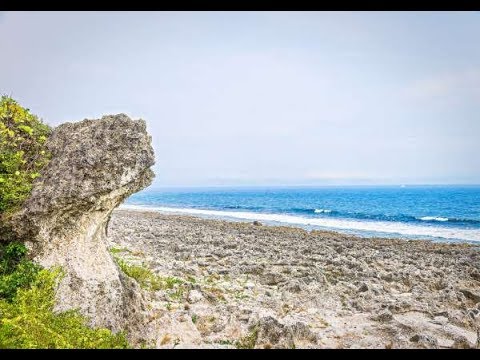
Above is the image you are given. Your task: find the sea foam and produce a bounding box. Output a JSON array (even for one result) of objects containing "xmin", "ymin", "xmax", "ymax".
[
  {"xmin": 120, "ymin": 205, "xmax": 480, "ymax": 242},
  {"xmin": 418, "ymin": 216, "xmax": 449, "ymax": 222}
]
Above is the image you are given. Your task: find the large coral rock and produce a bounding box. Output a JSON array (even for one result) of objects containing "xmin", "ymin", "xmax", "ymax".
[{"xmin": 13, "ymin": 114, "xmax": 155, "ymax": 333}]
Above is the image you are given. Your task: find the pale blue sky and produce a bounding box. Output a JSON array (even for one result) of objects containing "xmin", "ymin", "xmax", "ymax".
[{"xmin": 1, "ymin": 11, "xmax": 479, "ymax": 187}]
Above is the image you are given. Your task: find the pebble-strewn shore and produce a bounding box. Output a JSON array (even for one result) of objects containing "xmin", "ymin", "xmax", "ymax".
[{"xmin": 107, "ymin": 209, "xmax": 480, "ymax": 349}]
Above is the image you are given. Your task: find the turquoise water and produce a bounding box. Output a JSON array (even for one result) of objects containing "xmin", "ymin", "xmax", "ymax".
[{"xmin": 124, "ymin": 186, "xmax": 480, "ymax": 243}]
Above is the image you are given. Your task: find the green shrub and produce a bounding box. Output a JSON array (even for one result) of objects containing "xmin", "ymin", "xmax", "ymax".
[
  {"xmin": 0, "ymin": 268, "xmax": 129, "ymax": 349},
  {"xmin": 0, "ymin": 260, "xmax": 41, "ymax": 302},
  {"xmin": 0, "ymin": 241, "xmax": 28, "ymax": 272},
  {"xmin": 0, "ymin": 96, "xmax": 51, "ymax": 214},
  {"xmin": 0, "ymin": 242, "xmax": 129, "ymax": 349},
  {"xmin": 0, "ymin": 242, "xmax": 41, "ymax": 301}
]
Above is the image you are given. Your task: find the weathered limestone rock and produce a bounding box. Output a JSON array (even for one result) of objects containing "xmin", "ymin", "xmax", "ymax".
[
  {"xmin": 254, "ymin": 316, "xmax": 295, "ymax": 349},
  {"xmin": 12, "ymin": 114, "xmax": 155, "ymax": 334},
  {"xmin": 451, "ymin": 335, "xmax": 472, "ymax": 349}
]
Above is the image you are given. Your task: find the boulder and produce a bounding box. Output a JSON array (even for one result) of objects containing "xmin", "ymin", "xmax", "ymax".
[
  {"xmin": 451, "ymin": 335, "xmax": 471, "ymax": 349},
  {"xmin": 260, "ymin": 272, "xmax": 286, "ymax": 286},
  {"xmin": 410, "ymin": 334, "xmax": 438, "ymax": 349},
  {"xmin": 371, "ymin": 309, "xmax": 393, "ymax": 322},
  {"xmin": 460, "ymin": 289, "xmax": 480, "ymax": 303},
  {"xmin": 254, "ymin": 316, "xmax": 295, "ymax": 349},
  {"xmin": 11, "ymin": 114, "xmax": 155, "ymax": 335},
  {"xmin": 283, "ymin": 280, "xmax": 302, "ymax": 293},
  {"xmin": 357, "ymin": 282, "xmax": 369, "ymax": 293}
]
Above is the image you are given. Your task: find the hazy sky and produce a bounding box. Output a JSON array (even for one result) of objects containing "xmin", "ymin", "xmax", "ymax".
[{"xmin": 1, "ymin": 11, "xmax": 479, "ymax": 187}]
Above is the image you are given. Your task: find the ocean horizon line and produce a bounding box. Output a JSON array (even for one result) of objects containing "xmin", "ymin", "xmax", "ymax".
[{"xmin": 144, "ymin": 183, "xmax": 480, "ymax": 191}]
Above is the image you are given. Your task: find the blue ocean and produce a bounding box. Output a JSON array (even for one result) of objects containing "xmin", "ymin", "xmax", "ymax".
[{"xmin": 123, "ymin": 186, "xmax": 480, "ymax": 243}]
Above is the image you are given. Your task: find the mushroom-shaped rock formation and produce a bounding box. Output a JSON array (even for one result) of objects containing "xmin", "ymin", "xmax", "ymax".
[{"xmin": 13, "ymin": 114, "xmax": 155, "ymax": 333}]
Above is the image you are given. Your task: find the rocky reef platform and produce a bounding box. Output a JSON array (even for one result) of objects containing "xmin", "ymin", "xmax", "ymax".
[{"xmin": 107, "ymin": 209, "xmax": 480, "ymax": 349}]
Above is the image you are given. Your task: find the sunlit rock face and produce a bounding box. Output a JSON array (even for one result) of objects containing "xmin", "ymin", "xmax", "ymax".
[{"xmin": 13, "ymin": 114, "xmax": 155, "ymax": 334}]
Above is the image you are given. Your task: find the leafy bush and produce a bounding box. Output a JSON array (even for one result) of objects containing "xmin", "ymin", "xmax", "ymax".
[
  {"xmin": 0, "ymin": 268, "xmax": 129, "ymax": 349},
  {"xmin": 0, "ymin": 96, "xmax": 51, "ymax": 214},
  {"xmin": 0, "ymin": 259, "xmax": 41, "ymax": 302},
  {"xmin": 0, "ymin": 242, "xmax": 129, "ymax": 349},
  {"xmin": 0, "ymin": 241, "xmax": 28, "ymax": 272},
  {"xmin": 0, "ymin": 242, "xmax": 41, "ymax": 301}
]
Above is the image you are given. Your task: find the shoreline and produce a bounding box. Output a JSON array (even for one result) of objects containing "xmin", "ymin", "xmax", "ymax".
[
  {"xmin": 119, "ymin": 205, "xmax": 480, "ymax": 244},
  {"xmin": 107, "ymin": 209, "xmax": 480, "ymax": 348}
]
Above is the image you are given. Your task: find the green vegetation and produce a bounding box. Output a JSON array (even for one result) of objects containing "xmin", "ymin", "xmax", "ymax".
[
  {"xmin": 0, "ymin": 242, "xmax": 129, "ymax": 349},
  {"xmin": 114, "ymin": 257, "xmax": 156, "ymax": 289},
  {"xmin": 235, "ymin": 327, "xmax": 258, "ymax": 349},
  {"xmin": 163, "ymin": 276, "xmax": 183, "ymax": 289},
  {"xmin": 0, "ymin": 96, "xmax": 51, "ymax": 214},
  {"xmin": 0, "ymin": 98, "xmax": 130, "ymax": 348},
  {"xmin": 0, "ymin": 242, "xmax": 41, "ymax": 301},
  {"xmin": 168, "ymin": 285, "xmax": 186, "ymax": 301},
  {"xmin": 108, "ymin": 246, "xmax": 129, "ymax": 255},
  {"xmin": 216, "ymin": 339, "xmax": 234, "ymax": 346},
  {"xmin": 0, "ymin": 269, "xmax": 129, "ymax": 348},
  {"xmin": 110, "ymin": 249, "xmax": 184, "ymax": 294}
]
